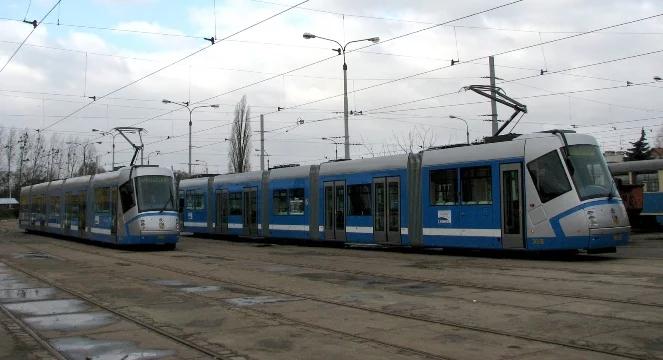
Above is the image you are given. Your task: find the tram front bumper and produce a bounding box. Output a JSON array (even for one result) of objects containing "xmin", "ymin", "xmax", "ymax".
[{"xmin": 588, "ymin": 226, "xmax": 630, "ymax": 251}]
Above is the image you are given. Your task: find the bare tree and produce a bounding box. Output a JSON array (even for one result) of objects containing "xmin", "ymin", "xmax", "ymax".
[
  {"xmin": 228, "ymin": 95, "xmax": 252, "ymax": 173},
  {"xmin": 393, "ymin": 126, "xmax": 437, "ymax": 154}
]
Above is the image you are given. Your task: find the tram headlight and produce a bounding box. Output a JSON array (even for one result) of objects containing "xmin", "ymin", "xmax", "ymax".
[{"xmin": 175, "ymin": 218, "xmax": 180, "ymax": 232}]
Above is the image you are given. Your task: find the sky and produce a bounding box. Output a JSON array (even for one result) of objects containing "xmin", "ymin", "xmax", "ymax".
[{"xmin": 1, "ymin": 0, "xmax": 663, "ymax": 173}]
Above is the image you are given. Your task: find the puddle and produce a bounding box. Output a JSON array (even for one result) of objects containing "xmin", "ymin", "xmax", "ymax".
[
  {"xmin": 0, "ymin": 273, "xmax": 23, "ymax": 280},
  {"xmin": 0, "ymin": 279, "xmax": 39, "ymax": 290},
  {"xmin": 0, "ymin": 288, "xmax": 58, "ymax": 303},
  {"xmin": 152, "ymin": 280, "xmax": 188, "ymax": 287},
  {"xmin": 225, "ymin": 295, "xmax": 299, "ymax": 306},
  {"xmin": 261, "ymin": 265, "xmax": 304, "ymax": 275},
  {"xmin": 389, "ymin": 283, "xmax": 446, "ymax": 295},
  {"xmin": 4, "ymin": 299, "xmax": 89, "ymax": 316},
  {"xmin": 297, "ymin": 272, "xmax": 408, "ymax": 288},
  {"xmin": 153, "ymin": 279, "xmax": 222, "ymax": 294},
  {"xmin": 23, "ymin": 312, "xmax": 116, "ymax": 331},
  {"xmin": 51, "ymin": 336, "xmax": 174, "ymax": 360},
  {"xmin": 179, "ymin": 286, "xmax": 221, "ymax": 293},
  {"xmin": 14, "ymin": 252, "xmax": 53, "ymax": 260}
]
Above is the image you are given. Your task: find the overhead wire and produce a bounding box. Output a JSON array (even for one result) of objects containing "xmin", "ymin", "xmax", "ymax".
[
  {"xmin": 278, "ymin": 12, "xmax": 663, "ymax": 117},
  {"xmin": 123, "ymin": 0, "xmax": 526, "ymax": 131},
  {"xmin": 0, "ymin": 0, "xmax": 62, "ymax": 75},
  {"xmin": 38, "ymin": 0, "xmax": 310, "ymax": 131}
]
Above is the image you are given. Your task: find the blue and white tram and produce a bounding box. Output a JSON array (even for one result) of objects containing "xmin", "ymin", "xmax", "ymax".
[
  {"xmin": 19, "ymin": 165, "xmax": 179, "ymax": 248},
  {"xmin": 180, "ymin": 131, "xmax": 629, "ymax": 253}
]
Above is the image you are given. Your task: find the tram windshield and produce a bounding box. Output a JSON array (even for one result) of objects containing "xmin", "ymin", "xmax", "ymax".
[
  {"xmin": 566, "ymin": 145, "xmax": 617, "ymax": 200},
  {"xmin": 135, "ymin": 175, "xmax": 175, "ymax": 212}
]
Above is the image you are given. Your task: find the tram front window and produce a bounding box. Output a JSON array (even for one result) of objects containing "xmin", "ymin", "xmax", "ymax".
[
  {"xmin": 566, "ymin": 145, "xmax": 617, "ymax": 200},
  {"xmin": 135, "ymin": 175, "xmax": 175, "ymax": 212}
]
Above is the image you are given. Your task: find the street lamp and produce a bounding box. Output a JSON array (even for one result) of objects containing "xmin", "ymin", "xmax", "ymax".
[
  {"xmin": 147, "ymin": 151, "xmax": 160, "ymax": 165},
  {"xmin": 194, "ymin": 159, "xmax": 209, "ymax": 174},
  {"xmin": 162, "ymin": 99, "xmax": 220, "ymax": 175},
  {"xmin": 449, "ymin": 115, "xmax": 470, "ymax": 145},
  {"xmin": 255, "ymin": 149, "xmax": 271, "ymax": 170},
  {"xmin": 92, "ymin": 129, "xmax": 121, "ymax": 170},
  {"xmin": 66, "ymin": 141, "xmax": 102, "ymax": 175},
  {"xmin": 303, "ymin": 32, "xmax": 379, "ymax": 160},
  {"xmin": 321, "ymin": 137, "xmax": 342, "ymax": 160}
]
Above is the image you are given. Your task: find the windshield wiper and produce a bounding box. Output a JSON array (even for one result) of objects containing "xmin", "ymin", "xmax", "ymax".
[{"xmin": 159, "ymin": 192, "xmax": 174, "ymax": 214}]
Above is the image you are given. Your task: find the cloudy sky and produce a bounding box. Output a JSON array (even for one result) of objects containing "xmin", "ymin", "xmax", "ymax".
[{"xmin": 1, "ymin": 0, "xmax": 663, "ymax": 173}]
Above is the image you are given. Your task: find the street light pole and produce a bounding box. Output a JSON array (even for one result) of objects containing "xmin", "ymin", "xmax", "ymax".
[
  {"xmin": 321, "ymin": 137, "xmax": 341, "ymax": 160},
  {"xmin": 92, "ymin": 129, "xmax": 120, "ymax": 170},
  {"xmin": 449, "ymin": 115, "xmax": 470, "ymax": 145},
  {"xmin": 195, "ymin": 159, "xmax": 208, "ymax": 174},
  {"xmin": 162, "ymin": 100, "xmax": 219, "ymax": 175},
  {"xmin": 303, "ymin": 32, "xmax": 379, "ymax": 160}
]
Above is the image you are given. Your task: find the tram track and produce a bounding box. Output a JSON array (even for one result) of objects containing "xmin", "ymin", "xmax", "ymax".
[
  {"xmin": 187, "ymin": 235, "xmax": 663, "ymax": 278},
  {"xmin": 29, "ymin": 239, "xmax": 660, "ymax": 360},
  {"xmin": 0, "ymin": 256, "xmax": 244, "ymax": 360},
  {"xmin": 9, "ymin": 243, "xmax": 455, "ymax": 360},
  {"xmin": 180, "ymin": 238, "xmax": 663, "ymax": 309}
]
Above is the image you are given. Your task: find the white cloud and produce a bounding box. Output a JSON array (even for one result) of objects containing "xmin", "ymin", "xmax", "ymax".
[{"xmin": 1, "ymin": 0, "xmax": 662, "ymax": 172}]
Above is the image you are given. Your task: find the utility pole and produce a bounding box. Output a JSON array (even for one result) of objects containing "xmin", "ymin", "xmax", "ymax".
[
  {"xmin": 4, "ymin": 144, "xmax": 12, "ymax": 200},
  {"xmin": 17, "ymin": 132, "xmax": 27, "ymax": 189},
  {"xmin": 489, "ymin": 56, "xmax": 498, "ymax": 135},
  {"xmin": 260, "ymin": 114, "xmax": 265, "ymax": 172}
]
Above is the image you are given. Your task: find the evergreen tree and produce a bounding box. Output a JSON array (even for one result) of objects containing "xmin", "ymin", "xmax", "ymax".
[{"xmin": 624, "ymin": 128, "xmax": 651, "ymax": 161}]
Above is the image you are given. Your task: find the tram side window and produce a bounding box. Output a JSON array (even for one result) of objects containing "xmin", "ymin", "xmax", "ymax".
[
  {"xmin": 527, "ymin": 150, "xmax": 572, "ymax": 203},
  {"xmin": 461, "ymin": 166, "xmax": 492, "ymax": 204},
  {"xmin": 186, "ymin": 191, "xmax": 205, "ymax": 210},
  {"xmin": 348, "ymin": 184, "xmax": 371, "ymax": 216},
  {"xmin": 49, "ymin": 196, "xmax": 60, "ymax": 220},
  {"xmin": 65, "ymin": 193, "xmax": 77, "ymax": 222},
  {"xmin": 289, "ymin": 188, "xmax": 305, "ymax": 215},
  {"xmin": 430, "ymin": 169, "xmax": 457, "ymax": 205},
  {"xmin": 273, "ymin": 189, "xmax": 289, "ymax": 215},
  {"xmin": 635, "ymin": 172, "xmax": 659, "ymax": 192},
  {"xmin": 94, "ymin": 187, "xmax": 111, "ymax": 213},
  {"xmin": 229, "ymin": 192, "xmax": 242, "ymax": 215},
  {"xmin": 119, "ymin": 180, "xmax": 136, "ymax": 213}
]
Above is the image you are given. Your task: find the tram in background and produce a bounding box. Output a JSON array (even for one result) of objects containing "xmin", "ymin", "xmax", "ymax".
[
  {"xmin": 180, "ymin": 130, "xmax": 629, "ymax": 253},
  {"xmin": 19, "ymin": 165, "xmax": 179, "ymax": 249},
  {"xmin": 609, "ymin": 159, "xmax": 663, "ymax": 228}
]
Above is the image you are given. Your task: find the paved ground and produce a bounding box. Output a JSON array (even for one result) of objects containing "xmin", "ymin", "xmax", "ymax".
[{"xmin": 1, "ymin": 219, "xmax": 662, "ymax": 360}]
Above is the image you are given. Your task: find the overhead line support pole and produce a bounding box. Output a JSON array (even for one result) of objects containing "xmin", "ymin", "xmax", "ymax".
[
  {"xmin": 260, "ymin": 115, "xmax": 265, "ymax": 172},
  {"xmin": 489, "ymin": 56, "xmax": 498, "ymax": 135}
]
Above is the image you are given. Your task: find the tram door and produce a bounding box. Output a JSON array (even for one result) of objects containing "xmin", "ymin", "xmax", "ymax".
[
  {"xmin": 500, "ymin": 163, "xmax": 524, "ymax": 248},
  {"xmin": 111, "ymin": 188, "xmax": 117, "ymax": 238},
  {"xmin": 242, "ymin": 188, "xmax": 258, "ymax": 237},
  {"xmin": 373, "ymin": 177, "xmax": 401, "ymax": 245},
  {"xmin": 215, "ymin": 190, "xmax": 229, "ymax": 233},
  {"xmin": 79, "ymin": 192, "xmax": 87, "ymax": 235},
  {"xmin": 323, "ymin": 181, "xmax": 346, "ymax": 241}
]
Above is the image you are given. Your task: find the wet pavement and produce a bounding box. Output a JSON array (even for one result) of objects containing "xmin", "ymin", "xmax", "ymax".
[
  {"xmin": 1, "ymin": 219, "xmax": 663, "ymax": 359},
  {"xmin": 0, "ymin": 246, "xmax": 211, "ymax": 359}
]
